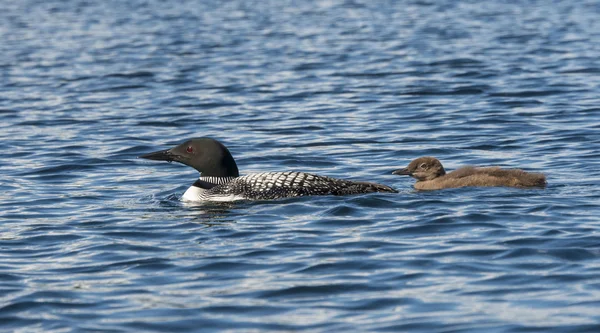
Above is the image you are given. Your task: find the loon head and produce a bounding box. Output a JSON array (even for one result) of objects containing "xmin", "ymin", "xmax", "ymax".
[
  {"xmin": 392, "ymin": 156, "xmax": 446, "ymax": 181},
  {"xmin": 139, "ymin": 137, "xmax": 240, "ymax": 177}
]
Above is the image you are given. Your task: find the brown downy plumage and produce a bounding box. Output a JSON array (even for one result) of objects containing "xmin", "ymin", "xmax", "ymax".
[{"xmin": 392, "ymin": 157, "xmax": 546, "ymax": 190}]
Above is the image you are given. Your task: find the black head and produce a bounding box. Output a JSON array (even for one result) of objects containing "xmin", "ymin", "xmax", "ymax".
[
  {"xmin": 139, "ymin": 137, "xmax": 239, "ymax": 177},
  {"xmin": 392, "ymin": 156, "xmax": 446, "ymax": 181}
]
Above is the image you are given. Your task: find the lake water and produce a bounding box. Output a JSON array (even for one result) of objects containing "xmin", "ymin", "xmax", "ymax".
[{"xmin": 1, "ymin": 0, "xmax": 600, "ymax": 332}]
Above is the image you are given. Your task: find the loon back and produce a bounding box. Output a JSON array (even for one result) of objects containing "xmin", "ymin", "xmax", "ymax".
[
  {"xmin": 183, "ymin": 172, "xmax": 397, "ymax": 202},
  {"xmin": 413, "ymin": 168, "xmax": 547, "ymax": 190}
]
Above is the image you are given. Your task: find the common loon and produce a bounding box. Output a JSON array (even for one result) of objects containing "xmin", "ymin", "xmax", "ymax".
[
  {"xmin": 139, "ymin": 138, "xmax": 397, "ymax": 202},
  {"xmin": 392, "ymin": 157, "xmax": 547, "ymax": 190}
]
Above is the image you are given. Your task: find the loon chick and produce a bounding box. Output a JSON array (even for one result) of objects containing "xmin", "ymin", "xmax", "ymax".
[
  {"xmin": 139, "ymin": 137, "xmax": 397, "ymax": 202},
  {"xmin": 392, "ymin": 157, "xmax": 546, "ymax": 190}
]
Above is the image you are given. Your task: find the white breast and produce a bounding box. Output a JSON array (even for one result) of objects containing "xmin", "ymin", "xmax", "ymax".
[{"xmin": 181, "ymin": 185, "xmax": 246, "ymax": 202}]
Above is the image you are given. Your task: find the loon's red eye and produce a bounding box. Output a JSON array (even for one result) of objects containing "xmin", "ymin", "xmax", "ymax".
[{"xmin": 186, "ymin": 146, "xmax": 193, "ymax": 153}]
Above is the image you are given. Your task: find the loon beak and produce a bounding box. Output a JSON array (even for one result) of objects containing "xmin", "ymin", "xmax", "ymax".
[
  {"xmin": 139, "ymin": 149, "xmax": 177, "ymax": 162},
  {"xmin": 392, "ymin": 168, "xmax": 411, "ymax": 176}
]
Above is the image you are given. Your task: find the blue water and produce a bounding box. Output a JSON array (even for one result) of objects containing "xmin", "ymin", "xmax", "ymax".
[{"xmin": 2, "ymin": 0, "xmax": 600, "ymax": 331}]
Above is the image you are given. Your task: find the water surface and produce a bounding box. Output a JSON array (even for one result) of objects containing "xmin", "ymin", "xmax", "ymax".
[{"xmin": 1, "ymin": 0, "xmax": 600, "ymax": 332}]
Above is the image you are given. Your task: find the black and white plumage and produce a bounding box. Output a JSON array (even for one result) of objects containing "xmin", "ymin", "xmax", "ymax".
[
  {"xmin": 139, "ymin": 138, "xmax": 397, "ymax": 202},
  {"xmin": 183, "ymin": 172, "xmax": 396, "ymax": 201}
]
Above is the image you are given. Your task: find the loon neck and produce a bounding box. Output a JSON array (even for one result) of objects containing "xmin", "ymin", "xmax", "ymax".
[
  {"xmin": 193, "ymin": 176, "xmax": 236, "ymax": 189},
  {"xmin": 195, "ymin": 154, "xmax": 239, "ymax": 177}
]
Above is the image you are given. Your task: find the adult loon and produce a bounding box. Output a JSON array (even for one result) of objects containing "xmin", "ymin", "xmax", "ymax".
[
  {"xmin": 392, "ymin": 157, "xmax": 547, "ymax": 190},
  {"xmin": 139, "ymin": 138, "xmax": 397, "ymax": 202}
]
